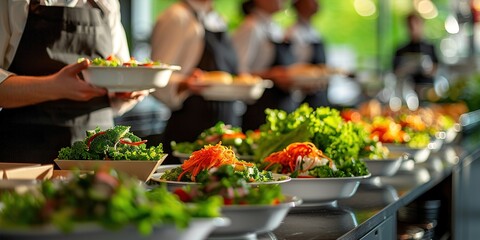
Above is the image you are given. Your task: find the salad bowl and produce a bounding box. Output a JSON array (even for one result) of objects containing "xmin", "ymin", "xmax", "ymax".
[
  {"xmin": 280, "ymin": 174, "xmax": 371, "ymax": 204},
  {"xmin": 363, "ymin": 154, "xmax": 408, "ymax": 177},
  {"xmin": 54, "ymin": 155, "xmax": 166, "ymax": 182},
  {"xmin": 384, "ymin": 143, "xmax": 432, "ymax": 163},
  {"xmin": 151, "ymin": 165, "xmax": 291, "ymax": 191},
  {"xmin": 0, "ymin": 217, "xmax": 228, "ymax": 240},
  {"xmin": 197, "ymin": 80, "xmax": 269, "ymax": 103},
  {"xmin": 208, "ymin": 196, "xmax": 302, "ymax": 239},
  {"xmin": 82, "ymin": 64, "xmax": 181, "ymax": 92}
]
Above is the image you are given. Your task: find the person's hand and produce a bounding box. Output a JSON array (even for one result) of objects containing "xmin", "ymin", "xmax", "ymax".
[
  {"xmin": 49, "ymin": 60, "xmax": 107, "ymax": 101},
  {"xmin": 113, "ymin": 90, "xmax": 149, "ymax": 102},
  {"xmin": 268, "ymin": 66, "xmax": 293, "ymax": 92},
  {"xmin": 177, "ymin": 69, "xmax": 206, "ymax": 95}
]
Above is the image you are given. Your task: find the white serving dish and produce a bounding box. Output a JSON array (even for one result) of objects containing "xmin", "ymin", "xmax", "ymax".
[
  {"xmin": 383, "ymin": 143, "xmax": 432, "ymax": 163},
  {"xmin": 363, "ymin": 155, "xmax": 406, "ymax": 177},
  {"xmin": 209, "ymin": 196, "xmax": 301, "ymax": 239},
  {"xmin": 150, "ymin": 171, "xmax": 290, "ymax": 191},
  {"xmin": 54, "ymin": 156, "xmax": 166, "ymax": 182},
  {"xmin": 0, "ymin": 217, "xmax": 228, "ymax": 240},
  {"xmin": 280, "ymin": 174, "xmax": 370, "ymax": 204},
  {"xmin": 82, "ymin": 65, "xmax": 180, "ymax": 92},
  {"xmin": 197, "ymin": 80, "xmax": 270, "ymax": 102}
]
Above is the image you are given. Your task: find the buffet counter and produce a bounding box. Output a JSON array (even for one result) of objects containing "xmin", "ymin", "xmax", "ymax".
[{"xmin": 256, "ymin": 113, "xmax": 480, "ymax": 240}]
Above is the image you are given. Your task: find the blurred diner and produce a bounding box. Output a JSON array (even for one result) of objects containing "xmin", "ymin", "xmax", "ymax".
[
  {"xmin": 286, "ymin": 0, "xmax": 329, "ymax": 108},
  {"xmin": 150, "ymin": 0, "xmax": 241, "ymax": 164},
  {"xmin": 232, "ymin": 0, "xmax": 297, "ymax": 131}
]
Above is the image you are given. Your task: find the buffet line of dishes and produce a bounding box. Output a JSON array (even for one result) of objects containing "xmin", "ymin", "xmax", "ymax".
[{"xmin": 0, "ymin": 57, "xmax": 464, "ymax": 239}]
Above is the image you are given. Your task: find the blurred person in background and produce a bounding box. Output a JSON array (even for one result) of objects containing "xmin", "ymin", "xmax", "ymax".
[
  {"xmin": 233, "ymin": 0, "xmax": 297, "ymax": 131},
  {"xmin": 393, "ymin": 12, "xmax": 439, "ymax": 101},
  {"xmin": 0, "ymin": 0, "xmax": 147, "ymax": 164},
  {"xmin": 287, "ymin": 0, "xmax": 329, "ymax": 108},
  {"xmin": 150, "ymin": 0, "xmax": 240, "ymax": 164}
]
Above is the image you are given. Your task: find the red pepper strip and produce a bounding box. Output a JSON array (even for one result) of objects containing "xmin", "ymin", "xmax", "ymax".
[
  {"xmin": 119, "ymin": 139, "xmax": 147, "ymax": 146},
  {"xmin": 87, "ymin": 131, "xmax": 106, "ymax": 148},
  {"xmin": 138, "ymin": 63, "xmax": 154, "ymax": 67}
]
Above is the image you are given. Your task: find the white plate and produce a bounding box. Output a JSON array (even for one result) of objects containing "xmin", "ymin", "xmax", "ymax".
[
  {"xmin": 280, "ymin": 174, "xmax": 370, "ymax": 204},
  {"xmin": 197, "ymin": 81, "xmax": 270, "ymax": 102},
  {"xmin": 151, "ymin": 172, "xmax": 291, "ymax": 191},
  {"xmin": 0, "ymin": 218, "xmax": 228, "ymax": 240},
  {"xmin": 172, "ymin": 151, "xmax": 254, "ymax": 163},
  {"xmin": 82, "ymin": 65, "xmax": 180, "ymax": 92},
  {"xmin": 151, "ymin": 165, "xmax": 290, "ymax": 190},
  {"xmin": 209, "ymin": 196, "xmax": 301, "ymax": 239},
  {"xmin": 363, "ymin": 157, "xmax": 404, "ymax": 177}
]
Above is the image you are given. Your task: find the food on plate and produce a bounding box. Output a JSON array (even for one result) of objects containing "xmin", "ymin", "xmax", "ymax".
[
  {"xmin": 57, "ymin": 125, "xmax": 164, "ymax": 160},
  {"xmin": 82, "ymin": 55, "xmax": 171, "ymax": 68},
  {"xmin": 262, "ymin": 142, "xmax": 368, "ymax": 178},
  {"xmin": 162, "ymin": 143, "xmax": 274, "ymax": 183},
  {"xmin": 342, "ymin": 104, "xmax": 458, "ymax": 149},
  {"xmin": 254, "ymin": 104, "xmax": 380, "ymax": 176},
  {"xmin": 199, "ymin": 71, "xmax": 233, "ymax": 84},
  {"xmin": 232, "ymin": 73, "xmax": 261, "ymax": 85},
  {"xmin": 0, "ymin": 169, "xmax": 221, "ymax": 235},
  {"xmin": 172, "ymin": 121, "xmax": 256, "ymax": 158},
  {"xmin": 172, "ymin": 164, "xmax": 284, "ymax": 205}
]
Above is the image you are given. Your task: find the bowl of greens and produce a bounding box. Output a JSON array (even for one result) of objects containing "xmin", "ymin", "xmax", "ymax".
[
  {"xmin": 81, "ymin": 56, "xmax": 181, "ymax": 92},
  {"xmin": 363, "ymin": 153, "xmax": 409, "ymax": 177},
  {"xmin": 55, "ymin": 125, "xmax": 167, "ymax": 182},
  {"xmin": 166, "ymin": 165, "xmax": 301, "ymax": 239},
  {"xmin": 152, "ymin": 143, "xmax": 290, "ymax": 190},
  {"xmin": 171, "ymin": 122, "xmax": 257, "ymax": 163},
  {"xmin": 260, "ymin": 142, "xmax": 370, "ymax": 204},
  {"xmin": 0, "ymin": 169, "xmax": 227, "ymax": 240}
]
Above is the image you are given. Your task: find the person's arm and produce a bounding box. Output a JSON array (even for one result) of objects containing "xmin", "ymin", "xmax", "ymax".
[
  {"xmin": 0, "ymin": 61, "xmax": 107, "ymax": 108},
  {"xmin": 150, "ymin": 4, "xmax": 204, "ymax": 110}
]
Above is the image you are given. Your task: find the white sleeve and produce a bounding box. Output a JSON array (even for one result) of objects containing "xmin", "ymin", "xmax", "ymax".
[
  {"xmin": 0, "ymin": 0, "xmax": 29, "ymax": 83},
  {"xmin": 150, "ymin": 4, "xmax": 204, "ymax": 110},
  {"xmin": 232, "ymin": 18, "xmax": 264, "ymax": 73},
  {"xmin": 100, "ymin": 0, "xmax": 130, "ymax": 61}
]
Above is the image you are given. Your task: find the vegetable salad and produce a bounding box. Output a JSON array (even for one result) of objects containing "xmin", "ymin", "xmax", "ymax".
[{"xmin": 57, "ymin": 125, "xmax": 164, "ymax": 160}]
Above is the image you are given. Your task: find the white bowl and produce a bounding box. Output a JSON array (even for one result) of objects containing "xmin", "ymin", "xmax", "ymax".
[
  {"xmin": 197, "ymin": 81, "xmax": 270, "ymax": 102},
  {"xmin": 383, "ymin": 143, "xmax": 431, "ymax": 163},
  {"xmin": 363, "ymin": 156, "xmax": 405, "ymax": 177},
  {"xmin": 209, "ymin": 196, "xmax": 301, "ymax": 239},
  {"xmin": 150, "ymin": 171, "xmax": 290, "ymax": 191},
  {"xmin": 0, "ymin": 217, "xmax": 228, "ymax": 240},
  {"xmin": 54, "ymin": 156, "xmax": 166, "ymax": 182},
  {"xmin": 82, "ymin": 65, "xmax": 180, "ymax": 92},
  {"xmin": 280, "ymin": 174, "xmax": 370, "ymax": 204}
]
